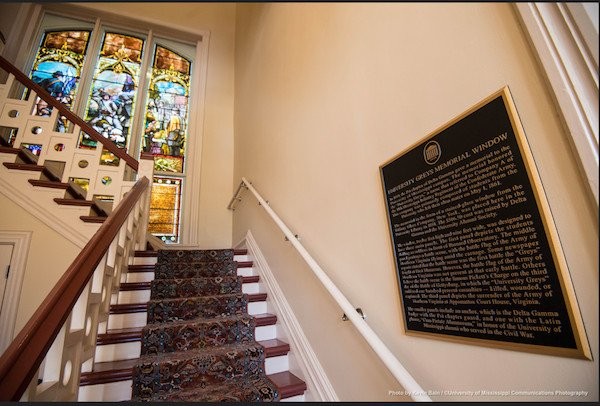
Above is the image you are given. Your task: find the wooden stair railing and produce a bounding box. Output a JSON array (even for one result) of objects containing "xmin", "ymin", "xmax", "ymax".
[
  {"xmin": 0, "ymin": 55, "xmax": 138, "ymax": 172},
  {"xmin": 0, "ymin": 176, "xmax": 150, "ymax": 401}
]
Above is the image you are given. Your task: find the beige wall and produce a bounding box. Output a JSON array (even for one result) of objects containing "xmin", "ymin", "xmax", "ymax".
[
  {"xmin": 0, "ymin": 194, "xmax": 79, "ymax": 336},
  {"xmin": 77, "ymin": 2, "xmax": 237, "ymax": 248},
  {"xmin": 0, "ymin": 3, "xmax": 20, "ymax": 45},
  {"xmin": 233, "ymin": 3, "xmax": 598, "ymax": 401}
]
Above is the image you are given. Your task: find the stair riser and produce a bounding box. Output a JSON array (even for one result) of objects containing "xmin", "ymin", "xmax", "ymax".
[
  {"xmin": 107, "ymin": 310, "xmax": 276, "ymax": 337},
  {"xmin": 79, "ymin": 377, "xmax": 305, "ymax": 403},
  {"xmin": 132, "ymin": 257, "xmax": 157, "ymax": 266},
  {"xmin": 265, "ymin": 354, "xmax": 289, "ymax": 375},
  {"xmin": 108, "ymin": 312, "xmax": 147, "ymax": 330},
  {"xmin": 78, "ymin": 379, "xmax": 132, "ymax": 402},
  {"xmin": 117, "ymin": 290, "xmax": 150, "ymax": 304},
  {"xmin": 117, "ymin": 282, "xmax": 261, "ymax": 304},
  {"xmin": 282, "ymin": 394, "xmax": 306, "ymax": 402},
  {"xmin": 95, "ymin": 341, "xmax": 141, "ymax": 363},
  {"xmin": 125, "ymin": 268, "xmax": 256, "ymax": 283}
]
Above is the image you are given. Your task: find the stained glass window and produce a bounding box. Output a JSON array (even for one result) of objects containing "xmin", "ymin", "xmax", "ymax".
[
  {"xmin": 148, "ymin": 176, "xmax": 182, "ymax": 244},
  {"xmin": 30, "ymin": 30, "xmax": 91, "ymax": 132},
  {"xmin": 141, "ymin": 46, "xmax": 190, "ymax": 174},
  {"xmin": 80, "ymin": 32, "xmax": 144, "ymax": 164}
]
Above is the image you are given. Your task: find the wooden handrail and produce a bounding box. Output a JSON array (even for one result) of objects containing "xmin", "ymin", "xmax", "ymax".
[
  {"xmin": 0, "ymin": 176, "xmax": 149, "ymax": 400},
  {"xmin": 0, "ymin": 55, "xmax": 139, "ymax": 172}
]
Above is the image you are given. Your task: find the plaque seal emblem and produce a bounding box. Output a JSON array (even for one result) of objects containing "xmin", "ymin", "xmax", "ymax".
[{"xmin": 423, "ymin": 140, "xmax": 441, "ymax": 165}]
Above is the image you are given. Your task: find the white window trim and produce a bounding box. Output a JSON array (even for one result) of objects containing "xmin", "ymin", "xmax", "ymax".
[
  {"xmin": 5, "ymin": 3, "xmax": 209, "ymax": 247},
  {"xmin": 515, "ymin": 3, "xmax": 599, "ymax": 207}
]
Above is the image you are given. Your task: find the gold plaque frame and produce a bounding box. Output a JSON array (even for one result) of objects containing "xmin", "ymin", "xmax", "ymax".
[{"xmin": 380, "ymin": 87, "xmax": 591, "ymax": 359}]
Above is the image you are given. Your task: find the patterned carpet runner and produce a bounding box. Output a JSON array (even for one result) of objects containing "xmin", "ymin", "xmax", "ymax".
[{"xmin": 131, "ymin": 249, "xmax": 280, "ymax": 401}]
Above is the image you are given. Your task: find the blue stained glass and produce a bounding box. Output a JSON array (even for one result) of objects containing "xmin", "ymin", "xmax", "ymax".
[
  {"xmin": 29, "ymin": 30, "xmax": 91, "ymax": 132},
  {"xmin": 79, "ymin": 32, "xmax": 144, "ymax": 158}
]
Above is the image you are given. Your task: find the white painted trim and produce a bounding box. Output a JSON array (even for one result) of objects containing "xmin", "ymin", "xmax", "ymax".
[
  {"xmin": 242, "ymin": 230, "xmax": 339, "ymax": 402},
  {"xmin": 515, "ymin": 3, "xmax": 599, "ymax": 207},
  {"xmin": 180, "ymin": 35, "xmax": 210, "ymax": 247},
  {"xmin": 0, "ymin": 230, "xmax": 32, "ymax": 354},
  {"xmin": 0, "ymin": 172, "xmax": 90, "ymax": 249}
]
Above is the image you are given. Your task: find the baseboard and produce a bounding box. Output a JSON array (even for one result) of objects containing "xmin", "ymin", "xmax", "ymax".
[{"xmin": 242, "ymin": 230, "xmax": 339, "ymax": 402}]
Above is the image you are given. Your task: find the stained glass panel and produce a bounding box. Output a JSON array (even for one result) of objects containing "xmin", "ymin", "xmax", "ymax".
[
  {"xmin": 148, "ymin": 176, "xmax": 182, "ymax": 243},
  {"xmin": 30, "ymin": 30, "xmax": 91, "ymax": 132},
  {"xmin": 141, "ymin": 45, "xmax": 190, "ymax": 174},
  {"xmin": 80, "ymin": 32, "xmax": 144, "ymax": 163},
  {"xmin": 69, "ymin": 177, "xmax": 90, "ymax": 191}
]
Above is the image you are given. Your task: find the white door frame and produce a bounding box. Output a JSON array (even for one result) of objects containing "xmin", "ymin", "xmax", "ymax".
[{"xmin": 0, "ymin": 231, "xmax": 32, "ymax": 354}]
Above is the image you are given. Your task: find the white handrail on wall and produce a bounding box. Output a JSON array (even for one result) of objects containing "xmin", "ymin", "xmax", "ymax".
[{"xmin": 229, "ymin": 177, "xmax": 431, "ymax": 402}]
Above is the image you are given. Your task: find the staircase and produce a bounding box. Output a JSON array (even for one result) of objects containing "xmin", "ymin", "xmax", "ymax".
[
  {"xmin": 0, "ymin": 56, "xmax": 307, "ymax": 401},
  {"xmin": 78, "ymin": 248, "xmax": 307, "ymax": 401},
  {"xmin": 0, "ymin": 143, "xmax": 111, "ymax": 225}
]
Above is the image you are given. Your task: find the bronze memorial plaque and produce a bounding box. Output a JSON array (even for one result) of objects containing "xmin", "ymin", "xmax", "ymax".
[{"xmin": 380, "ymin": 87, "xmax": 590, "ymax": 358}]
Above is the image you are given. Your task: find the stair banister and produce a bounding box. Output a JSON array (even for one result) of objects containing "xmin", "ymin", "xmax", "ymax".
[
  {"xmin": 0, "ymin": 55, "xmax": 138, "ymax": 172},
  {"xmin": 230, "ymin": 178, "xmax": 432, "ymax": 402},
  {"xmin": 0, "ymin": 176, "xmax": 150, "ymax": 401}
]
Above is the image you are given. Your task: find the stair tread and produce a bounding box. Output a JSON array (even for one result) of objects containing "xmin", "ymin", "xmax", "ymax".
[
  {"xmin": 134, "ymin": 250, "xmax": 158, "ymax": 257},
  {"xmin": 28, "ymin": 179, "xmax": 69, "ymax": 189},
  {"xmin": 260, "ymin": 339, "xmax": 290, "ymax": 357},
  {"xmin": 0, "ymin": 146, "xmax": 20, "ymax": 154},
  {"xmin": 248, "ymin": 292, "xmax": 267, "ymax": 302},
  {"xmin": 80, "ymin": 342, "xmax": 296, "ymax": 390},
  {"xmin": 127, "ymin": 261, "xmax": 254, "ymax": 272},
  {"xmin": 268, "ymin": 371, "xmax": 307, "ymax": 399},
  {"xmin": 3, "ymin": 162, "xmax": 44, "ymax": 171},
  {"xmin": 80, "ymin": 215, "xmax": 106, "ymax": 223},
  {"xmin": 54, "ymin": 198, "xmax": 93, "ymax": 206},
  {"xmin": 242, "ymin": 275, "xmax": 260, "ymax": 283},
  {"xmin": 254, "ymin": 313, "xmax": 277, "ymax": 326},
  {"xmin": 127, "ymin": 264, "xmax": 155, "ymax": 272},
  {"xmin": 119, "ymin": 281, "xmax": 151, "ymax": 291}
]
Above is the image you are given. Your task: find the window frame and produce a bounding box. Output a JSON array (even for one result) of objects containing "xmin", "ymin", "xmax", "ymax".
[{"xmin": 14, "ymin": 3, "xmax": 208, "ymax": 246}]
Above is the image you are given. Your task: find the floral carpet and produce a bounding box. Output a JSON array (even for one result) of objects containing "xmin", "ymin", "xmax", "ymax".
[{"xmin": 131, "ymin": 249, "xmax": 280, "ymax": 401}]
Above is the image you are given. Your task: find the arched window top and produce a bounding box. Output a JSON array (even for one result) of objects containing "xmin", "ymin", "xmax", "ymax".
[{"xmin": 142, "ymin": 45, "xmax": 191, "ymax": 174}]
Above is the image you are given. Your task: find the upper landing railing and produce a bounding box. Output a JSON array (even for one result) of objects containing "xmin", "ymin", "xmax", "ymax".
[
  {"xmin": 0, "ymin": 56, "xmax": 146, "ymax": 209},
  {"xmin": 0, "ymin": 55, "xmax": 138, "ymax": 171},
  {"xmin": 228, "ymin": 178, "xmax": 432, "ymax": 402}
]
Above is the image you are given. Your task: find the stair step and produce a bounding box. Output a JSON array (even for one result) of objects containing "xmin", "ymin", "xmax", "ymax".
[
  {"xmin": 28, "ymin": 179, "xmax": 69, "ymax": 190},
  {"xmin": 3, "ymin": 162, "xmax": 44, "ymax": 172},
  {"xmin": 80, "ymin": 358, "xmax": 138, "ymax": 386},
  {"xmin": 248, "ymin": 292, "xmax": 267, "ymax": 302},
  {"xmin": 269, "ymin": 371, "xmax": 307, "ymax": 399},
  {"xmin": 110, "ymin": 303, "xmax": 147, "ymax": 314},
  {"xmin": 80, "ymin": 363, "xmax": 302, "ymax": 400},
  {"xmin": 242, "ymin": 275, "xmax": 260, "ymax": 283},
  {"xmin": 80, "ymin": 215, "xmax": 106, "ymax": 223},
  {"xmin": 53, "ymin": 198, "xmax": 94, "ymax": 207},
  {"xmin": 110, "ymin": 292, "xmax": 267, "ymax": 316},
  {"xmin": 126, "ymin": 263, "xmax": 256, "ymax": 273},
  {"xmin": 127, "ymin": 264, "xmax": 155, "ymax": 272},
  {"xmin": 0, "ymin": 146, "xmax": 20, "ymax": 155},
  {"xmin": 3, "ymin": 161, "xmax": 61, "ymax": 181},
  {"xmin": 96, "ymin": 326, "xmax": 290, "ymax": 357},
  {"xmin": 119, "ymin": 282, "xmax": 151, "ymax": 291},
  {"xmin": 254, "ymin": 313, "xmax": 277, "ymax": 326},
  {"xmin": 97, "ymin": 328, "xmax": 143, "ymax": 345},
  {"xmin": 133, "ymin": 250, "xmax": 246, "ymax": 258},
  {"xmin": 260, "ymin": 339, "xmax": 290, "ymax": 357}
]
